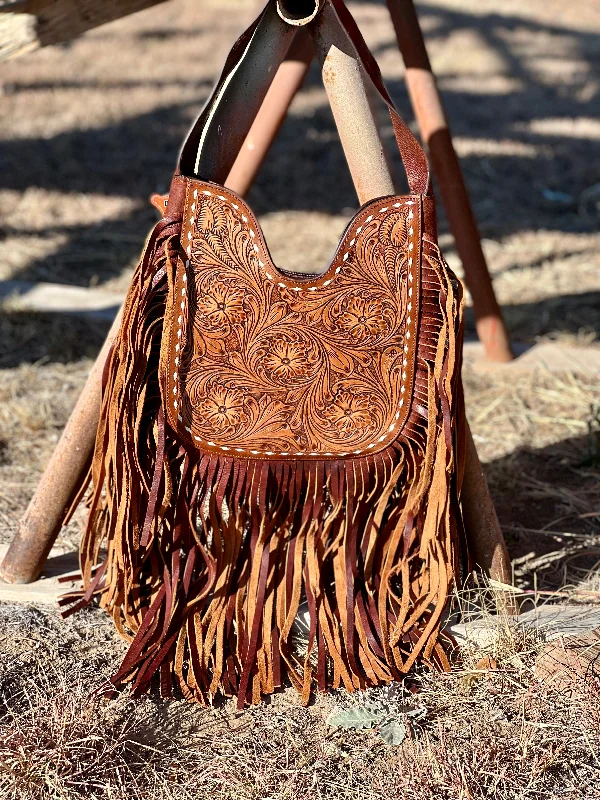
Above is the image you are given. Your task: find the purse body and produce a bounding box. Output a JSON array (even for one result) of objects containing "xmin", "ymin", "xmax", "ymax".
[{"xmin": 64, "ymin": 1, "xmax": 467, "ymax": 708}]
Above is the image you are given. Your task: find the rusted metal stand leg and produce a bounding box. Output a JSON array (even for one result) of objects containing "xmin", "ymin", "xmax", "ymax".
[
  {"xmin": 0, "ymin": 309, "xmax": 122, "ymax": 584},
  {"xmin": 386, "ymin": 0, "xmax": 513, "ymax": 363},
  {"xmin": 462, "ymin": 423, "xmax": 511, "ymax": 584},
  {"xmin": 311, "ymin": 3, "xmax": 394, "ymax": 203}
]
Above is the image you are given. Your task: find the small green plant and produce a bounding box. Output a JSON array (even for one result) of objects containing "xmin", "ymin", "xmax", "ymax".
[{"xmin": 326, "ymin": 697, "xmax": 427, "ymax": 747}]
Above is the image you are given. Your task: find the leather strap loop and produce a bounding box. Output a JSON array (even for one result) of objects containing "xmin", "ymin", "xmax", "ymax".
[
  {"xmin": 178, "ymin": 7, "xmax": 268, "ymax": 179},
  {"xmin": 178, "ymin": 0, "xmax": 429, "ymax": 195}
]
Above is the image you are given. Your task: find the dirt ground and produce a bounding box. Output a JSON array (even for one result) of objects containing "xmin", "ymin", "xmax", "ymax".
[{"xmin": 0, "ymin": 0, "xmax": 599, "ymax": 798}]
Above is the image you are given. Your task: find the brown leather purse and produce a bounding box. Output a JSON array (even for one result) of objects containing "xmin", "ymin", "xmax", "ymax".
[{"xmin": 63, "ymin": 0, "xmax": 467, "ymax": 708}]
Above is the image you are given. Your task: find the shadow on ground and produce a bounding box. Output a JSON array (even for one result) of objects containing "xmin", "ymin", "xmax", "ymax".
[
  {"xmin": 486, "ymin": 429, "xmax": 600, "ymax": 590},
  {"xmin": 0, "ymin": 310, "xmax": 109, "ymax": 367},
  {"xmin": 463, "ymin": 289, "xmax": 600, "ymax": 343},
  {"xmin": 0, "ymin": 3, "xmax": 598, "ymax": 293}
]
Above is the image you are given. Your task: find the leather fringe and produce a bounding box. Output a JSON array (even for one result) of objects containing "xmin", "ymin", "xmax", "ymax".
[{"xmin": 61, "ymin": 225, "xmax": 465, "ymax": 708}]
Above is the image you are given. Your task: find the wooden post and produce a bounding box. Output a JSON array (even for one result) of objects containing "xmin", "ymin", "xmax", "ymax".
[{"xmin": 0, "ymin": 0, "xmax": 167, "ymax": 62}]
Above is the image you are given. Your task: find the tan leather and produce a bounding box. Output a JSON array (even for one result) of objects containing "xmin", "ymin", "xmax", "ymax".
[
  {"xmin": 161, "ymin": 180, "xmax": 421, "ymax": 459},
  {"xmin": 150, "ymin": 192, "xmax": 169, "ymax": 215}
]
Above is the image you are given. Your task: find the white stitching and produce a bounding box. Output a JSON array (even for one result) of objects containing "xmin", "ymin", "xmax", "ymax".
[{"xmin": 185, "ymin": 195, "xmax": 413, "ymax": 292}]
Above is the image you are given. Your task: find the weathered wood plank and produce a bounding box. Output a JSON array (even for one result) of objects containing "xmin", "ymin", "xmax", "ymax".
[
  {"xmin": 0, "ymin": 0, "xmax": 168, "ymax": 62},
  {"xmin": 0, "ymin": 544, "xmax": 79, "ymax": 603}
]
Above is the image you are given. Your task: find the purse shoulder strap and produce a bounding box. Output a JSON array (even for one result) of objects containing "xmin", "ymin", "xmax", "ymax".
[{"xmin": 178, "ymin": 0, "xmax": 430, "ymax": 196}]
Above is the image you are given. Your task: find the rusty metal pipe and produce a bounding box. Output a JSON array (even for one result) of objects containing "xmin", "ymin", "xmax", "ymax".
[
  {"xmin": 0, "ymin": 309, "xmax": 122, "ymax": 584},
  {"xmin": 195, "ymin": 1, "xmax": 323, "ymax": 186},
  {"xmin": 194, "ymin": 2, "xmax": 298, "ymax": 184},
  {"xmin": 386, "ymin": 0, "xmax": 513, "ymax": 363},
  {"xmin": 462, "ymin": 423, "xmax": 511, "ymax": 585},
  {"xmin": 276, "ymin": 0, "xmax": 322, "ymax": 25},
  {"xmin": 310, "ymin": 2, "xmax": 395, "ymax": 203}
]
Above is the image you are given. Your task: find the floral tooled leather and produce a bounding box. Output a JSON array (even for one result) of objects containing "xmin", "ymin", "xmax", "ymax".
[{"xmin": 163, "ymin": 180, "xmax": 421, "ymax": 459}]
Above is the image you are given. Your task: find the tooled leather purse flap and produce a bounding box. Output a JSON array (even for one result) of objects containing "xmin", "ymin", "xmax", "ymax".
[{"xmin": 161, "ymin": 181, "xmax": 422, "ymax": 460}]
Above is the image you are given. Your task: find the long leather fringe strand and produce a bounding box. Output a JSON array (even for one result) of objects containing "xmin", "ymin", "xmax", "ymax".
[{"xmin": 61, "ymin": 226, "xmax": 465, "ymax": 709}]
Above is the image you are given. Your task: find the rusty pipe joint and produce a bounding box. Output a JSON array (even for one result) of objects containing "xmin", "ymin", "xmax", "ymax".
[{"xmin": 277, "ymin": 0, "xmax": 323, "ymax": 26}]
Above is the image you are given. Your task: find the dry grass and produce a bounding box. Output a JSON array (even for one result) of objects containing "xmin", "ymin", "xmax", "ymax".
[
  {"xmin": 0, "ymin": 359, "xmax": 92, "ymax": 546},
  {"xmin": 465, "ymin": 367, "xmax": 599, "ymax": 464},
  {"xmin": 0, "ymin": 593, "xmax": 599, "ymax": 800},
  {"xmin": 2, "ymin": 360, "xmax": 597, "ymax": 800},
  {"xmin": 464, "ymin": 367, "xmax": 600, "ymax": 593}
]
